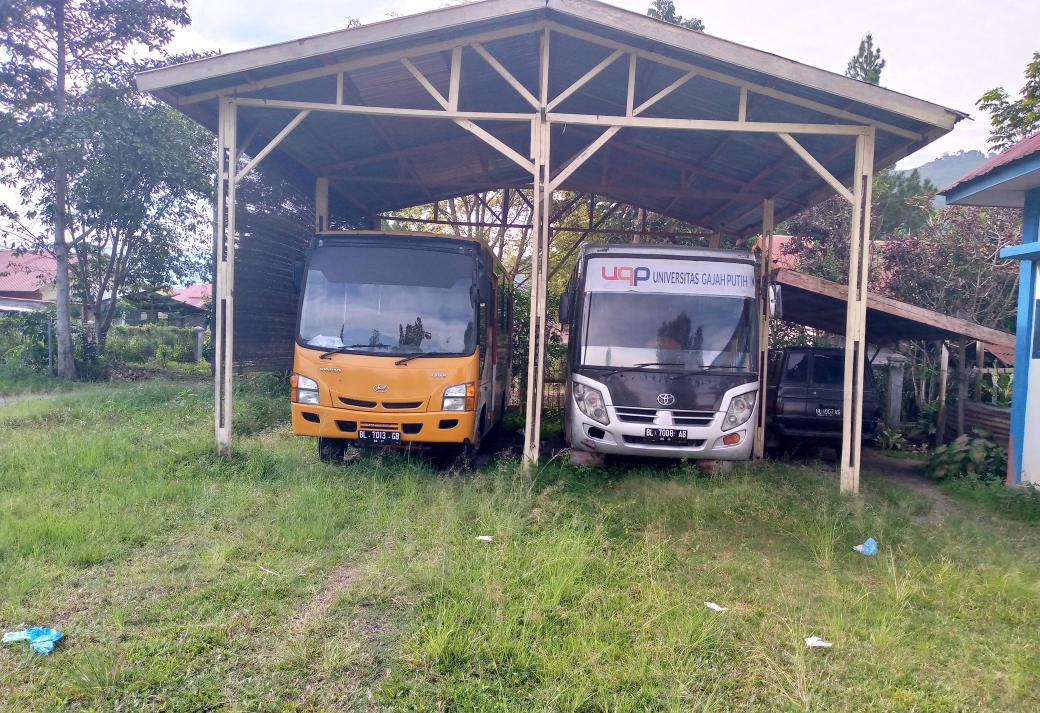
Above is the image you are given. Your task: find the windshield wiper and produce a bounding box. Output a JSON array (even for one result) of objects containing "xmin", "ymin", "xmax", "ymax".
[
  {"xmin": 395, "ymin": 352, "xmax": 448, "ymax": 366},
  {"xmin": 318, "ymin": 344, "xmax": 390, "ymax": 359},
  {"xmin": 602, "ymin": 362, "xmax": 679, "ymax": 377}
]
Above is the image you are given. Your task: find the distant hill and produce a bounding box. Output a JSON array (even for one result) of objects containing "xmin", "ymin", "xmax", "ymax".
[{"xmin": 894, "ymin": 150, "xmax": 994, "ymax": 206}]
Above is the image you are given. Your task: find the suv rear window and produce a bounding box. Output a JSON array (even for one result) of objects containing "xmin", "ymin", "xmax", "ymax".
[
  {"xmin": 784, "ymin": 352, "xmax": 809, "ymax": 382},
  {"xmin": 812, "ymin": 353, "xmax": 844, "ymax": 385}
]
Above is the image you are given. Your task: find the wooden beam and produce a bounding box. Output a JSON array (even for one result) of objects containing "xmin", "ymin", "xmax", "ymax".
[
  {"xmin": 546, "ymin": 21, "xmax": 924, "ymax": 140},
  {"xmin": 173, "ymin": 21, "xmax": 546, "ymax": 105},
  {"xmin": 234, "ymin": 97, "xmax": 533, "ymax": 122},
  {"xmin": 633, "ymin": 71, "xmax": 696, "ymax": 116},
  {"xmin": 549, "ymin": 113, "xmax": 872, "ymax": 135},
  {"xmin": 234, "ymin": 109, "xmax": 310, "ymax": 183},
  {"xmin": 777, "ymin": 132, "xmax": 854, "ymax": 203},
  {"xmin": 470, "ymin": 42, "xmax": 540, "ymax": 109},
  {"xmin": 546, "ymin": 48, "xmax": 625, "ymax": 111},
  {"xmin": 550, "ymin": 126, "xmax": 620, "ymax": 190}
]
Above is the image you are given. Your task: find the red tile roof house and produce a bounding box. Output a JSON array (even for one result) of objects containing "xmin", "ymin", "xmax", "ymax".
[
  {"xmin": 0, "ymin": 249, "xmax": 57, "ymax": 313},
  {"xmin": 170, "ymin": 284, "xmax": 211, "ymax": 310}
]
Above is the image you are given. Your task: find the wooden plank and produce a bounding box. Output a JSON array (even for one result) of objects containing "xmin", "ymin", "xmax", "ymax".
[
  {"xmin": 147, "ymin": 15, "xmax": 547, "ymax": 99},
  {"xmin": 549, "ymin": 113, "xmax": 871, "ymax": 134},
  {"xmin": 549, "ymin": 126, "xmax": 620, "ymax": 190},
  {"xmin": 775, "ymin": 269, "xmax": 1016, "ymax": 348},
  {"xmin": 234, "ymin": 96, "xmax": 533, "ymax": 121}
]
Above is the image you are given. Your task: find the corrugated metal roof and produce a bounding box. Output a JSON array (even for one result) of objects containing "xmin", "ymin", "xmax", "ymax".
[
  {"xmin": 0, "ymin": 250, "xmax": 56, "ymax": 294},
  {"xmin": 137, "ymin": 0, "xmax": 964, "ymax": 240},
  {"xmin": 941, "ymin": 130, "xmax": 1040, "ymax": 197}
]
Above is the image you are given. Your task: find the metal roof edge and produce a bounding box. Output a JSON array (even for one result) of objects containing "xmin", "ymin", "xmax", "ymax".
[
  {"xmin": 136, "ymin": 0, "xmax": 546, "ymax": 92},
  {"xmin": 546, "ymin": 0, "xmax": 965, "ymax": 130},
  {"xmin": 942, "ymin": 152, "xmax": 1040, "ymax": 205}
]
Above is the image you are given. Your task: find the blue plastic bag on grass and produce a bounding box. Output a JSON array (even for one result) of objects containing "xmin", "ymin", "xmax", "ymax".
[
  {"xmin": 853, "ymin": 538, "xmax": 878, "ymax": 555},
  {"xmin": 3, "ymin": 627, "xmax": 64, "ymax": 654}
]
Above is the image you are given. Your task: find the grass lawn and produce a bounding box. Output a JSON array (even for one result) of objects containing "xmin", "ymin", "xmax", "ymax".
[{"xmin": 1, "ymin": 378, "xmax": 1039, "ymax": 712}]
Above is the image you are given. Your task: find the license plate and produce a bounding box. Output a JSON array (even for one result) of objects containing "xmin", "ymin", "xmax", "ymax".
[
  {"xmin": 816, "ymin": 408, "xmax": 841, "ymax": 417},
  {"xmin": 645, "ymin": 427, "xmax": 688, "ymax": 444},
  {"xmin": 357, "ymin": 430, "xmax": 401, "ymax": 444}
]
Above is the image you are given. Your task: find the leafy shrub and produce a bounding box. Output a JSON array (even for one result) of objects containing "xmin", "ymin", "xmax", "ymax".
[
  {"xmin": 877, "ymin": 427, "xmax": 907, "ymax": 451},
  {"xmin": 907, "ymin": 401, "xmax": 938, "ymax": 442},
  {"xmin": 927, "ymin": 432, "xmax": 1007, "ymax": 484},
  {"xmin": 105, "ymin": 324, "xmax": 202, "ymax": 365}
]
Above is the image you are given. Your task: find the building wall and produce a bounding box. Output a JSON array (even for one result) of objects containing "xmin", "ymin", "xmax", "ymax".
[{"xmin": 1023, "ymin": 262, "xmax": 1040, "ymax": 486}]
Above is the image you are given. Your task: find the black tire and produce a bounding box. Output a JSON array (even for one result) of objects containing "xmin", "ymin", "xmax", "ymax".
[{"xmin": 318, "ymin": 437, "xmax": 348, "ymax": 463}]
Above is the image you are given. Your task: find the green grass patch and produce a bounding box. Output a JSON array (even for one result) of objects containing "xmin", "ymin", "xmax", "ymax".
[
  {"xmin": 941, "ymin": 478, "xmax": 1040, "ymax": 523},
  {"xmin": 1, "ymin": 378, "xmax": 1039, "ymax": 711}
]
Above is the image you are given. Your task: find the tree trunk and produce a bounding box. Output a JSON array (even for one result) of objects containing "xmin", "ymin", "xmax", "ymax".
[{"xmin": 53, "ymin": 0, "xmax": 76, "ymax": 379}]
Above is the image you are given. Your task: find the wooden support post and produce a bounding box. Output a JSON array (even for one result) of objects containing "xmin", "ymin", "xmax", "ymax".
[
  {"xmin": 523, "ymin": 28, "xmax": 552, "ymax": 473},
  {"xmin": 315, "ymin": 177, "xmax": 329, "ymax": 233},
  {"xmin": 753, "ymin": 199, "xmax": 774, "ymax": 460},
  {"xmin": 935, "ymin": 342, "xmax": 950, "ymax": 448},
  {"xmin": 214, "ymin": 96, "xmax": 237, "ymax": 456},
  {"xmin": 956, "ymin": 337, "xmax": 967, "ymax": 437},
  {"xmin": 839, "ymin": 128, "xmax": 874, "ymax": 495},
  {"xmin": 974, "ymin": 341, "xmax": 985, "ymax": 402},
  {"xmin": 709, "ymin": 227, "xmax": 721, "ymax": 249}
]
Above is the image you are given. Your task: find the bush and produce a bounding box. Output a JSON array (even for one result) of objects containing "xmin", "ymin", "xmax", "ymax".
[
  {"xmin": 105, "ymin": 324, "xmax": 203, "ymax": 365},
  {"xmin": 927, "ymin": 432, "xmax": 1007, "ymax": 484},
  {"xmin": 877, "ymin": 427, "xmax": 907, "ymax": 452}
]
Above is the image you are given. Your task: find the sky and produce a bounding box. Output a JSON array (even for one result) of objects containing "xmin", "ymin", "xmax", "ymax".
[{"xmin": 164, "ymin": 0, "xmax": 1040, "ymax": 169}]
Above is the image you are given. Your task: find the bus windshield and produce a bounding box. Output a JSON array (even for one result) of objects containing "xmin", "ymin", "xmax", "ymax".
[
  {"xmin": 298, "ymin": 245, "xmax": 476, "ymax": 356},
  {"xmin": 579, "ymin": 292, "xmax": 756, "ymax": 371}
]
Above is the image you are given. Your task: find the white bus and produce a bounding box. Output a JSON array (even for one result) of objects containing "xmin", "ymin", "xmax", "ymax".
[{"xmin": 559, "ymin": 244, "xmax": 760, "ymax": 461}]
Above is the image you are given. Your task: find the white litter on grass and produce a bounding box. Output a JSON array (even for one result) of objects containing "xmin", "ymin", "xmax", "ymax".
[
  {"xmin": 257, "ymin": 564, "xmax": 281, "ymax": 576},
  {"xmin": 805, "ymin": 636, "xmax": 833, "ymax": 648},
  {"xmin": 704, "ymin": 602, "xmax": 728, "ymax": 612},
  {"xmin": 476, "ymin": 535, "xmax": 494, "ymax": 542}
]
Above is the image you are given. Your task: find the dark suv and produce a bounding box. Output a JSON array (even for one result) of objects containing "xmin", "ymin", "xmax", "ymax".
[{"xmin": 765, "ymin": 347, "xmax": 880, "ymax": 451}]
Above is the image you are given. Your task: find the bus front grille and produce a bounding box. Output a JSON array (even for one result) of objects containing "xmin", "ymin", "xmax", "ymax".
[
  {"xmin": 672, "ymin": 411, "xmax": 715, "ymax": 427},
  {"xmin": 340, "ymin": 397, "xmax": 376, "ymax": 408},
  {"xmin": 615, "ymin": 407, "xmax": 657, "ymax": 423},
  {"xmin": 382, "ymin": 401, "xmax": 424, "ymax": 409}
]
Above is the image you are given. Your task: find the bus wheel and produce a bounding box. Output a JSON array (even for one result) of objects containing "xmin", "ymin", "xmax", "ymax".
[{"xmin": 318, "ymin": 437, "xmax": 347, "ymax": 463}]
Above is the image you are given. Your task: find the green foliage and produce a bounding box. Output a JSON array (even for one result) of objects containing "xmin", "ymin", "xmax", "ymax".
[
  {"xmin": 927, "ymin": 432, "xmax": 1007, "ymax": 484},
  {"xmin": 877, "ymin": 427, "xmax": 908, "ymax": 452},
  {"xmin": 845, "ymin": 32, "xmax": 885, "ymax": 85},
  {"xmin": 977, "ymin": 52, "xmax": 1040, "ymax": 152},
  {"xmin": 105, "ymin": 324, "xmax": 204, "ymax": 365},
  {"xmin": 646, "ymin": 0, "xmax": 704, "ymax": 30},
  {"xmin": 907, "ymin": 400, "xmax": 939, "ymax": 442},
  {"xmin": 983, "ymin": 372, "xmax": 1013, "ymax": 407}
]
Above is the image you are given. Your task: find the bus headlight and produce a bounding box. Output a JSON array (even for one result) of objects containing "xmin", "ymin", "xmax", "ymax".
[
  {"xmin": 722, "ymin": 391, "xmax": 756, "ymax": 431},
  {"xmin": 442, "ymin": 382, "xmax": 475, "ymax": 411},
  {"xmin": 291, "ymin": 374, "xmax": 319, "ymax": 405},
  {"xmin": 573, "ymin": 382, "xmax": 609, "ymax": 425}
]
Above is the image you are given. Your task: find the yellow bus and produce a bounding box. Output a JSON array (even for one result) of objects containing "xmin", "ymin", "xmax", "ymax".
[{"xmin": 289, "ymin": 230, "xmax": 513, "ymax": 464}]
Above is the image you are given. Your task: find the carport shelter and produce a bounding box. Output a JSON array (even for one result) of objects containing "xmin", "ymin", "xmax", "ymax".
[
  {"xmin": 942, "ymin": 131, "xmax": 1040, "ymax": 486},
  {"xmin": 136, "ymin": 0, "xmax": 964, "ymax": 492}
]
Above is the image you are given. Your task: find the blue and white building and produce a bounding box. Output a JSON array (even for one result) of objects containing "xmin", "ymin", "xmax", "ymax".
[{"xmin": 943, "ymin": 132, "xmax": 1040, "ymax": 486}]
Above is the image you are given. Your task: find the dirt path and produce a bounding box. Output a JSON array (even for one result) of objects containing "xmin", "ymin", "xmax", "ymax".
[{"xmin": 861, "ymin": 448, "xmax": 960, "ymax": 522}]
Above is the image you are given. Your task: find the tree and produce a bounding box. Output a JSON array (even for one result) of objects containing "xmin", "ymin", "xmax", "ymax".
[
  {"xmin": 977, "ymin": 52, "xmax": 1040, "ymax": 152},
  {"xmin": 781, "ymin": 169, "xmax": 935, "ymax": 284},
  {"xmin": 846, "ymin": 32, "xmax": 885, "ymax": 85},
  {"xmin": 0, "ymin": 0, "xmax": 190, "ymax": 378},
  {"xmin": 646, "ymin": 0, "xmax": 704, "ymax": 31},
  {"xmin": 880, "ymin": 203, "xmax": 1020, "ymax": 332}
]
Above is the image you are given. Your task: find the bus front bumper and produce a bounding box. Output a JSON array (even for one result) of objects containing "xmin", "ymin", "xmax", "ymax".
[
  {"xmin": 291, "ymin": 403, "xmax": 476, "ymax": 444},
  {"xmin": 566, "ymin": 405, "xmax": 756, "ymax": 460}
]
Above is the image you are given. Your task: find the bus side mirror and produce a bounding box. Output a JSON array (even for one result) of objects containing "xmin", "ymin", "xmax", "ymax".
[
  {"xmin": 769, "ymin": 284, "xmax": 783, "ymax": 319},
  {"xmin": 293, "ymin": 260, "xmax": 305, "ymax": 294},
  {"xmin": 559, "ymin": 291, "xmax": 574, "ymax": 323}
]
